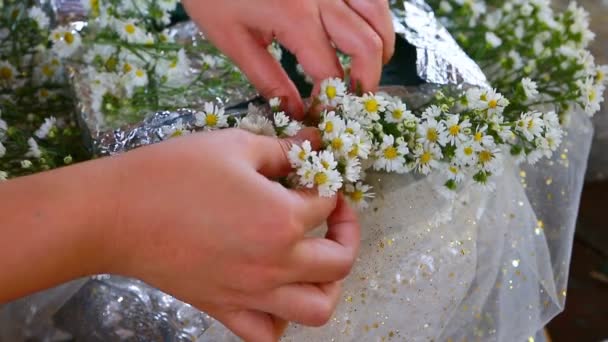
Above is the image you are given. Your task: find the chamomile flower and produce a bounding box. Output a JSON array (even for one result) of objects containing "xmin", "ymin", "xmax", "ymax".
[
  {"xmin": 485, "ymin": 32, "xmax": 503, "ymax": 48},
  {"xmin": 417, "ymin": 118, "xmax": 445, "ymax": 147},
  {"xmin": 311, "ymin": 151, "xmax": 343, "ymax": 197},
  {"xmin": 122, "ymin": 67, "xmax": 149, "ymax": 97},
  {"xmin": 521, "ymin": 78, "xmax": 539, "ymax": 100},
  {"xmin": 238, "ymin": 113, "xmax": 276, "ymax": 137},
  {"xmin": 515, "ymin": 111, "xmax": 545, "ymax": 141},
  {"xmin": 373, "ymin": 134, "xmax": 409, "ymax": 173},
  {"xmin": 319, "ymin": 78, "xmax": 347, "ymax": 107},
  {"xmin": 441, "ymin": 114, "xmax": 472, "ymax": 146},
  {"xmin": 27, "ymin": 6, "xmax": 49, "ymax": 29},
  {"xmin": 319, "ymin": 111, "xmax": 345, "ymax": 137},
  {"xmin": 162, "ymin": 119, "xmax": 191, "ymax": 139},
  {"xmin": 345, "ymin": 182, "xmax": 375, "ymax": 209},
  {"xmin": 195, "ymin": 102, "xmax": 228, "ymax": 130},
  {"xmin": 326, "ymin": 133, "xmax": 354, "ymax": 158},
  {"xmin": 273, "ymin": 111, "xmax": 301, "ymax": 137},
  {"xmin": 360, "ymin": 93, "xmax": 386, "ymax": 119},
  {"xmin": 21, "ymin": 160, "xmax": 33, "ymax": 169},
  {"xmin": 455, "ymin": 142, "xmax": 477, "ymax": 166},
  {"xmin": 348, "ymin": 131, "xmax": 373, "ymax": 160},
  {"xmin": 444, "ymin": 163, "xmax": 466, "ymax": 183},
  {"xmin": 477, "ymin": 148, "xmax": 502, "ymax": 174},
  {"xmin": 481, "ymin": 89, "xmax": 509, "ymax": 116},
  {"xmin": 35, "ymin": 117, "xmax": 56, "ymax": 139},
  {"xmin": 343, "ymin": 157, "xmax": 362, "ymax": 183},
  {"xmin": 288, "ymin": 141, "xmax": 313, "ymax": 168},
  {"xmin": 273, "ymin": 111, "xmax": 290, "ymax": 128},
  {"xmin": 413, "ymin": 145, "xmax": 442, "ymax": 175},
  {"xmin": 385, "ymin": 100, "xmax": 413, "ymax": 123},
  {"xmin": 50, "ymin": 26, "xmax": 81, "ymax": 58},
  {"xmin": 471, "ymin": 125, "xmax": 495, "ymax": 149},
  {"xmin": 577, "ymin": 77, "xmax": 603, "ymax": 116},
  {"xmin": 269, "ymin": 97, "xmax": 281, "ymax": 112},
  {"xmin": 156, "ymin": 49, "xmax": 192, "ymax": 87},
  {"xmin": 0, "ymin": 61, "xmax": 18, "ymax": 87},
  {"xmin": 25, "ymin": 138, "xmax": 42, "ymax": 159},
  {"xmin": 115, "ymin": 19, "xmax": 148, "ymax": 44},
  {"xmin": 421, "ymin": 105, "xmax": 443, "ymax": 119}
]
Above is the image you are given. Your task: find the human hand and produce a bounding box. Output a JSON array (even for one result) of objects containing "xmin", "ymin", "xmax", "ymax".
[
  {"xmin": 105, "ymin": 129, "xmax": 360, "ymax": 341},
  {"xmin": 182, "ymin": 0, "xmax": 395, "ymax": 118}
]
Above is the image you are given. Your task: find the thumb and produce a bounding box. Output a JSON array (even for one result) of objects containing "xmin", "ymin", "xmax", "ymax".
[{"xmin": 254, "ymin": 127, "xmax": 322, "ymax": 178}]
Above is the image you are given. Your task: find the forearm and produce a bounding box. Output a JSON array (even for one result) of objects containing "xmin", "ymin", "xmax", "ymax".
[{"xmin": 0, "ymin": 157, "xmax": 121, "ymax": 304}]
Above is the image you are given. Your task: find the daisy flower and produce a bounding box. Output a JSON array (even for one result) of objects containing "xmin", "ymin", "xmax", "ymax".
[
  {"xmin": 455, "ymin": 142, "xmax": 478, "ymax": 166},
  {"xmin": 35, "ymin": 117, "xmax": 57, "ymax": 139},
  {"xmin": 319, "ymin": 111, "xmax": 345, "ymax": 137},
  {"xmin": 27, "ymin": 6, "xmax": 50, "ymax": 29},
  {"xmin": 162, "ymin": 119, "xmax": 191, "ymax": 139},
  {"xmin": 312, "ymin": 151, "xmax": 343, "ymax": 197},
  {"xmin": 319, "ymin": 78, "xmax": 347, "ymax": 107},
  {"xmin": 269, "ymin": 97, "xmax": 282, "ymax": 112},
  {"xmin": 122, "ymin": 67, "xmax": 149, "ymax": 97},
  {"xmin": 515, "ymin": 111, "xmax": 545, "ymax": 141},
  {"xmin": 477, "ymin": 148, "xmax": 502, "ymax": 174},
  {"xmin": 360, "ymin": 93, "xmax": 387, "ymax": 119},
  {"xmin": 195, "ymin": 102, "xmax": 228, "ymax": 130},
  {"xmin": 0, "ymin": 61, "xmax": 18, "ymax": 86},
  {"xmin": 50, "ymin": 26, "xmax": 81, "ymax": 58},
  {"xmin": 238, "ymin": 113, "xmax": 276, "ymax": 137},
  {"xmin": 441, "ymin": 114, "xmax": 471, "ymax": 146},
  {"xmin": 385, "ymin": 99, "xmax": 413, "ymax": 123},
  {"xmin": 288, "ymin": 141, "xmax": 313, "ymax": 168},
  {"xmin": 343, "ymin": 157, "xmax": 362, "ymax": 183},
  {"xmin": 115, "ymin": 19, "xmax": 148, "ymax": 44},
  {"xmin": 521, "ymin": 78, "xmax": 539, "ymax": 100},
  {"xmin": 413, "ymin": 145, "xmax": 442, "ymax": 175},
  {"xmin": 444, "ymin": 163, "xmax": 466, "ymax": 183},
  {"xmin": 481, "ymin": 89, "xmax": 509, "ymax": 116},
  {"xmin": 327, "ymin": 133, "xmax": 354, "ymax": 158},
  {"xmin": 345, "ymin": 182, "xmax": 375, "ymax": 209},
  {"xmin": 421, "ymin": 105, "xmax": 443, "ymax": 119},
  {"xmin": 25, "ymin": 138, "xmax": 42, "ymax": 159},
  {"xmin": 417, "ymin": 118, "xmax": 445, "ymax": 147},
  {"xmin": 471, "ymin": 125, "xmax": 495, "ymax": 149},
  {"xmin": 373, "ymin": 135, "xmax": 409, "ymax": 173}
]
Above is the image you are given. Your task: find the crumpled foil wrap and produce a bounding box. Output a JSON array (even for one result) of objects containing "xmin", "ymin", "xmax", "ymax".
[{"xmin": 0, "ymin": 1, "xmax": 591, "ymax": 341}]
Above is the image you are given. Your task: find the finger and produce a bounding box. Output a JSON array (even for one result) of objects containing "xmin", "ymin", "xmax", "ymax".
[
  {"xmin": 346, "ymin": 0, "xmax": 395, "ymax": 64},
  {"xmin": 275, "ymin": 15, "xmax": 343, "ymax": 95},
  {"xmin": 208, "ymin": 27, "xmax": 305, "ymax": 118},
  {"xmin": 252, "ymin": 127, "xmax": 322, "ymax": 178},
  {"xmin": 253, "ymin": 282, "xmax": 342, "ymax": 327},
  {"xmin": 321, "ymin": 1, "xmax": 383, "ymax": 92},
  {"xmin": 288, "ymin": 188, "xmax": 338, "ymax": 231},
  {"xmin": 218, "ymin": 310, "xmax": 282, "ymax": 342},
  {"xmin": 289, "ymin": 194, "xmax": 360, "ymax": 282}
]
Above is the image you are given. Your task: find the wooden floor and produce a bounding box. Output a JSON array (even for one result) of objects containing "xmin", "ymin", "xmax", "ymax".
[{"xmin": 547, "ymin": 181, "xmax": 608, "ymax": 341}]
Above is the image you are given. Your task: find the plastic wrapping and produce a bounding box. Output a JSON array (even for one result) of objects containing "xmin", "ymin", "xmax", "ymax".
[{"xmin": 0, "ymin": 1, "xmax": 594, "ymax": 341}]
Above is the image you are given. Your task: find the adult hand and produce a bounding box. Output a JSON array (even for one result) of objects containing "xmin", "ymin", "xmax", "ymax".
[
  {"xmin": 107, "ymin": 129, "xmax": 361, "ymax": 341},
  {"xmin": 183, "ymin": 0, "xmax": 395, "ymax": 118}
]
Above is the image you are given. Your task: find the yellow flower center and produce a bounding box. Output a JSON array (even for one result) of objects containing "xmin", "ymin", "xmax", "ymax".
[
  {"xmin": 479, "ymin": 150, "xmax": 493, "ymax": 164},
  {"xmin": 596, "ymin": 71, "xmax": 605, "ymax": 82},
  {"xmin": 364, "ymin": 99, "xmax": 379, "ymax": 113},
  {"xmin": 53, "ymin": 32, "xmax": 61, "ymax": 40},
  {"xmin": 383, "ymin": 146, "xmax": 398, "ymax": 160},
  {"xmin": 314, "ymin": 172, "xmax": 328, "ymax": 185},
  {"xmin": 0, "ymin": 66, "xmax": 14, "ymax": 80},
  {"xmin": 527, "ymin": 119, "xmax": 534, "ymax": 129},
  {"xmin": 325, "ymin": 85, "xmax": 337, "ymax": 99},
  {"xmin": 349, "ymin": 190, "xmax": 364, "ymax": 202},
  {"xmin": 449, "ymin": 166, "xmax": 458, "ymax": 174},
  {"xmin": 427, "ymin": 128, "xmax": 438, "ymax": 142},
  {"xmin": 488, "ymin": 99, "xmax": 498, "ymax": 109},
  {"xmin": 171, "ymin": 130, "xmax": 183, "ymax": 138},
  {"xmin": 348, "ymin": 145, "xmax": 359, "ymax": 159},
  {"xmin": 205, "ymin": 114, "xmax": 218, "ymax": 127},
  {"xmin": 474, "ymin": 132, "xmax": 483, "ymax": 142},
  {"xmin": 331, "ymin": 137, "xmax": 343, "ymax": 150},
  {"xmin": 589, "ymin": 89, "xmax": 597, "ymax": 101},
  {"xmin": 464, "ymin": 146, "xmax": 474, "ymax": 156},
  {"xmin": 420, "ymin": 151, "xmax": 432, "ymax": 164},
  {"xmin": 298, "ymin": 150, "xmax": 307, "ymax": 161},
  {"xmin": 169, "ymin": 59, "xmax": 178, "ymax": 69},
  {"xmin": 42, "ymin": 65, "xmax": 54, "ymax": 77},
  {"xmin": 345, "ymin": 127, "xmax": 354, "ymax": 134},
  {"xmin": 324, "ymin": 121, "xmax": 334, "ymax": 133},
  {"xmin": 449, "ymin": 125, "xmax": 461, "ymax": 136},
  {"xmin": 123, "ymin": 63, "xmax": 132, "ymax": 73},
  {"xmin": 480, "ymin": 93, "xmax": 488, "ymax": 101},
  {"xmin": 64, "ymin": 32, "xmax": 74, "ymax": 45},
  {"xmin": 392, "ymin": 109, "xmax": 403, "ymax": 120},
  {"xmin": 125, "ymin": 24, "xmax": 136, "ymax": 35},
  {"xmin": 135, "ymin": 69, "xmax": 145, "ymax": 78},
  {"xmin": 321, "ymin": 160, "xmax": 330, "ymax": 169}
]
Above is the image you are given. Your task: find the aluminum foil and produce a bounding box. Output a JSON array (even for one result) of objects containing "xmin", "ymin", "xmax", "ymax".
[
  {"xmin": 391, "ymin": 0, "xmax": 488, "ymax": 88},
  {"xmin": 65, "ymin": 0, "xmax": 487, "ymax": 156}
]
